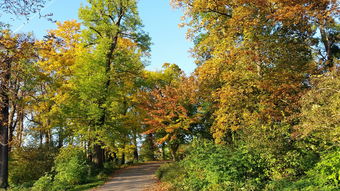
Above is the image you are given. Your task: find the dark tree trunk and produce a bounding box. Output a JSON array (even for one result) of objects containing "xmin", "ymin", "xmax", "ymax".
[
  {"xmin": 57, "ymin": 128, "xmax": 63, "ymax": 148},
  {"xmin": 170, "ymin": 143, "xmax": 179, "ymax": 161},
  {"xmin": 133, "ymin": 149, "xmax": 138, "ymax": 162},
  {"xmin": 7, "ymin": 101, "xmax": 15, "ymax": 152},
  {"xmin": 93, "ymin": 143, "xmax": 104, "ymax": 168},
  {"xmin": 113, "ymin": 152, "xmax": 118, "ymax": 164},
  {"xmin": 39, "ymin": 131, "xmax": 43, "ymax": 147},
  {"xmin": 121, "ymin": 152, "xmax": 125, "ymax": 165},
  {"xmin": 0, "ymin": 60, "xmax": 10, "ymax": 188},
  {"xmin": 146, "ymin": 134, "xmax": 156, "ymax": 161},
  {"xmin": 133, "ymin": 132, "xmax": 138, "ymax": 162}
]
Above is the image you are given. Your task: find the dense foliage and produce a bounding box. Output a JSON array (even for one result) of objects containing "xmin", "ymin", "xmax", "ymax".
[{"xmin": 0, "ymin": 0, "xmax": 339, "ymax": 190}]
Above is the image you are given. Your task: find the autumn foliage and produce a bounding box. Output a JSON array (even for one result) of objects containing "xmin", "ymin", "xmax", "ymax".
[{"xmin": 0, "ymin": 0, "xmax": 339, "ymax": 190}]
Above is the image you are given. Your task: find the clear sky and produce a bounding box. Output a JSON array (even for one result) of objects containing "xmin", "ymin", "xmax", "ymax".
[{"xmin": 7, "ymin": 0, "xmax": 196, "ymax": 74}]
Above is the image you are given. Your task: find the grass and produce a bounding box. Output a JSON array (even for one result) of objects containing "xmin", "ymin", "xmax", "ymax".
[{"xmin": 69, "ymin": 179, "xmax": 106, "ymax": 191}]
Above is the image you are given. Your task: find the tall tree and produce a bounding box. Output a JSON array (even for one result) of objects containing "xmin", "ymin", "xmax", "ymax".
[
  {"xmin": 140, "ymin": 68, "xmax": 199, "ymax": 160},
  {"xmin": 73, "ymin": 0, "xmax": 150, "ymax": 167},
  {"xmin": 172, "ymin": 0, "xmax": 338, "ymax": 143},
  {"xmin": 0, "ymin": 30, "xmax": 36, "ymax": 188}
]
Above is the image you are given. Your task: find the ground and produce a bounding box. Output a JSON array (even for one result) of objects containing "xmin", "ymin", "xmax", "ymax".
[{"xmin": 90, "ymin": 161, "xmax": 165, "ymax": 191}]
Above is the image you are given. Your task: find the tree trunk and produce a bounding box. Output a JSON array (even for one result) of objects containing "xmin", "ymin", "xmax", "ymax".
[
  {"xmin": 169, "ymin": 143, "xmax": 179, "ymax": 161},
  {"xmin": 93, "ymin": 143, "xmax": 104, "ymax": 168},
  {"xmin": 133, "ymin": 149, "xmax": 138, "ymax": 162},
  {"xmin": 121, "ymin": 152, "xmax": 125, "ymax": 165},
  {"xmin": 57, "ymin": 128, "xmax": 63, "ymax": 148},
  {"xmin": 17, "ymin": 110, "xmax": 23, "ymax": 147},
  {"xmin": 113, "ymin": 152, "xmax": 118, "ymax": 164},
  {"xmin": 320, "ymin": 25, "xmax": 336, "ymax": 72},
  {"xmin": 146, "ymin": 134, "xmax": 156, "ymax": 161},
  {"xmin": 8, "ymin": 101, "xmax": 15, "ymax": 152},
  {"xmin": 133, "ymin": 132, "xmax": 138, "ymax": 162},
  {"xmin": 161, "ymin": 142, "xmax": 166, "ymax": 161},
  {"xmin": 0, "ymin": 60, "xmax": 10, "ymax": 188}
]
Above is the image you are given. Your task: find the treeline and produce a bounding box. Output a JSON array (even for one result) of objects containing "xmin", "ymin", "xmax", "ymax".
[
  {"xmin": 0, "ymin": 0, "xmax": 339, "ymax": 190},
  {"xmin": 0, "ymin": 0, "xmax": 179, "ymax": 190},
  {"xmin": 154, "ymin": 0, "xmax": 339, "ymax": 190}
]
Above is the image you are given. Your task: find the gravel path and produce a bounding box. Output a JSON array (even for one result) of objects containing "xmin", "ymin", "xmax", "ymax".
[{"xmin": 90, "ymin": 161, "xmax": 164, "ymax": 191}]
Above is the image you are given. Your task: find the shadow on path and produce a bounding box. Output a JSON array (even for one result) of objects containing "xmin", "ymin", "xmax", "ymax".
[{"xmin": 90, "ymin": 161, "xmax": 166, "ymax": 191}]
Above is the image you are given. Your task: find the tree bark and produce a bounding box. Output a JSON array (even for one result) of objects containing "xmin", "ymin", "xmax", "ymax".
[
  {"xmin": 0, "ymin": 60, "xmax": 10, "ymax": 188},
  {"xmin": 121, "ymin": 152, "xmax": 125, "ymax": 165},
  {"xmin": 133, "ymin": 131, "xmax": 138, "ymax": 162},
  {"xmin": 16, "ymin": 108, "xmax": 24, "ymax": 147},
  {"xmin": 169, "ymin": 142, "xmax": 179, "ymax": 161},
  {"xmin": 146, "ymin": 134, "xmax": 156, "ymax": 161},
  {"xmin": 93, "ymin": 143, "xmax": 104, "ymax": 168}
]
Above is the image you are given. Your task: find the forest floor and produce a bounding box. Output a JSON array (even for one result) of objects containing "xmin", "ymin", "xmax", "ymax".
[{"xmin": 89, "ymin": 161, "xmax": 165, "ymax": 191}]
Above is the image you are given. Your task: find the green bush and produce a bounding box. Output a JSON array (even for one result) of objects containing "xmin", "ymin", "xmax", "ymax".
[
  {"xmin": 291, "ymin": 148, "xmax": 339, "ymax": 190},
  {"xmin": 156, "ymin": 162, "xmax": 184, "ymax": 183},
  {"xmin": 264, "ymin": 148, "xmax": 340, "ymax": 191},
  {"xmin": 9, "ymin": 146, "xmax": 57, "ymax": 186},
  {"xmin": 31, "ymin": 174, "xmax": 53, "ymax": 191},
  {"xmin": 53, "ymin": 146, "xmax": 89, "ymax": 189},
  {"xmin": 161, "ymin": 140, "xmax": 269, "ymax": 191}
]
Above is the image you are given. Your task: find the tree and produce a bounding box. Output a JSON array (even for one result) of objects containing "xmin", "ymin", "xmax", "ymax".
[
  {"xmin": 141, "ymin": 74, "xmax": 199, "ymax": 161},
  {"xmin": 0, "ymin": 30, "xmax": 36, "ymax": 188},
  {"xmin": 171, "ymin": 0, "xmax": 339, "ymax": 143},
  {"xmin": 296, "ymin": 71, "xmax": 340, "ymax": 152},
  {"xmin": 67, "ymin": 0, "xmax": 151, "ymax": 167}
]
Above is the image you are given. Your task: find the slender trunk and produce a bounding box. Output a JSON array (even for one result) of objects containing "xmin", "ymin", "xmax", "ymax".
[
  {"xmin": 121, "ymin": 152, "xmax": 125, "ymax": 165},
  {"xmin": 45, "ymin": 132, "xmax": 50, "ymax": 146},
  {"xmin": 57, "ymin": 128, "xmax": 63, "ymax": 148},
  {"xmin": 113, "ymin": 152, "xmax": 118, "ymax": 164},
  {"xmin": 320, "ymin": 26, "xmax": 335, "ymax": 72},
  {"xmin": 133, "ymin": 132, "xmax": 138, "ymax": 162},
  {"xmin": 39, "ymin": 131, "xmax": 43, "ymax": 147},
  {"xmin": 133, "ymin": 149, "xmax": 138, "ymax": 162},
  {"xmin": 17, "ymin": 108, "xmax": 24, "ymax": 147},
  {"xmin": 161, "ymin": 143, "xmax": 166, "ymax": 161},
  {"xmin": 169, "ymin": 143, "xmax": 179, "ymax": 161},
  {"xmin": 8, "ymin": 101, "xmax": 15, "ymax": 151}
]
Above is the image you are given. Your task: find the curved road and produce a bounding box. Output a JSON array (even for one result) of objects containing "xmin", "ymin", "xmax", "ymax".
[{"xmin": 90, "ymin": 161, "xmax": 164, "ymax": 191}]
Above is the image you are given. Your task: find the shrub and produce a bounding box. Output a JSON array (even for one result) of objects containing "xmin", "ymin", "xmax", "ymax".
[
  {"xmin": 156, "ymin": 162, "xmax": 184, "ymax": 182},
  {"xmin": 265, "ymin": 148, "xmax": 340, "ymax": 191},
  {"xmin": 31, "ymin": 174, "xmax": 53, "ymax": 191},
  {"xmin": 292, "ymin": 148, "xmax": 340, "ymax": 190},
  {"xmin": 53, "ymin": 146, "xmax": 89, "ymax": 189},
  {"xmin": 160, "ymin": 140, "xmax": 269, "ymax": 191},
  {"xmin": 9, "ymin": 146, "xmax": 57, "ymax": 186}
]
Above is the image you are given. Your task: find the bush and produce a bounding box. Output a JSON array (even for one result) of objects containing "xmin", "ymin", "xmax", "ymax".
[
  {"xmin": 53, "ymin": 146, "xmax": 89, "ymax": 189},
  {"xmin": 264, "ymin": 148, "xmax": 340, "ymax": 191},
  {"xmin": 156, "ymin": 162, "xmax": 184, "ymax": 183},
  {"xmin": 160, "ymin": 140, "xmax": 269, "ymax": 191},
  {"xmin": 31, "ymin": 174, "xmax": 53, "ymax": 191},
  {"xmin": 9, "ymin": 146, "xmax": 57, "ymax": 186}
]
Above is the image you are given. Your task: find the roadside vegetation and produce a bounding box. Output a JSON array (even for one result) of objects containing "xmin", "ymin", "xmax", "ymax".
[{"xmin": 0, "ymin": 0, "xmax": 339, "ymax": 191}]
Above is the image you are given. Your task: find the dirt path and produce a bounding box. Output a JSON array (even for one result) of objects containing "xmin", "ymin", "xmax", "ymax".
[{"xmin": 90, "ymin": 161, "xmax": 164, "ymax": 191}]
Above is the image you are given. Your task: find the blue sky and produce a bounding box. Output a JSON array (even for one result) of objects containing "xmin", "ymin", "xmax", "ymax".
[{"xmin": 7, "ymin": 0, "xmax": 196, "ymax": 74}]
